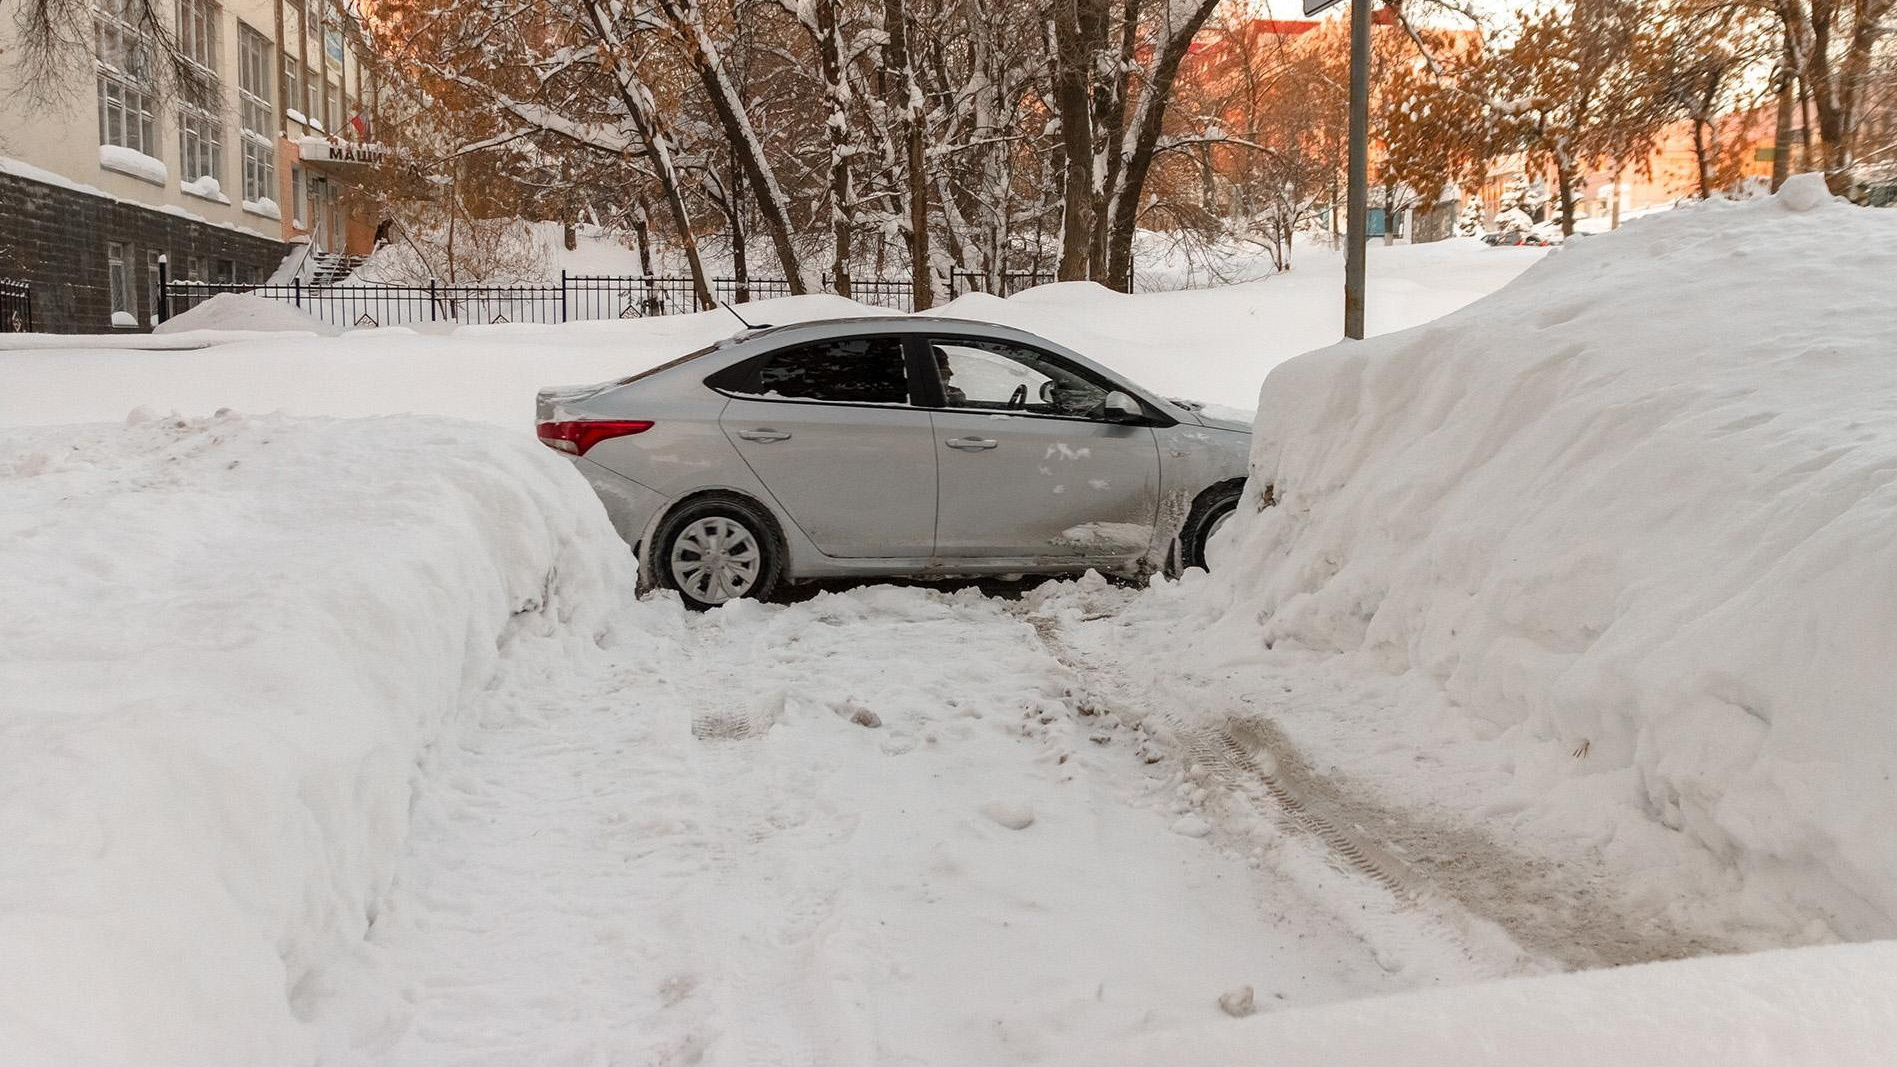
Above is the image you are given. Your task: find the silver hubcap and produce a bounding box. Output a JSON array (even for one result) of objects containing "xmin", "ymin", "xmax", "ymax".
[{"xmin": 670, "ymin": 516, "xmax": 762, "ymax": 604}]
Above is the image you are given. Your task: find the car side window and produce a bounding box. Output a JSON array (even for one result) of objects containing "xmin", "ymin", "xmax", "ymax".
[
  {"xmin": 717, "ymin": 336, "xmax": 909, "ymax": 405},
  {"xmin": 928, "ymin": 338, "xmax": 1114, "ymax": 420}
]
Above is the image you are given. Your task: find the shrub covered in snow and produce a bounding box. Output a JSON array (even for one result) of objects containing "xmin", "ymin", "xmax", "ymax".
[
  {"xmin": 1219, "ymin": 174, "xmax": 1897, "ymax": 934},
  {"xmin": 0, "ymin": 412, "xmax": 633, "ymax": 1064}
]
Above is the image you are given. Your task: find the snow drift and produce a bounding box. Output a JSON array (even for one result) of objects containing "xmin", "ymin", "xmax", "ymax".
[
  {"xmin": 153, "ymin": 291, "xmax": 342, "ymax": 336},
  {"xmin": 1216, "ymin": 174, "xmax": 1897, "ymax": 935},
  {"xmin": 0, "ymin": 411, "xmax": 632, "ymax": 1064},
  {"xmin": 1062, "ymin": 938, "xmax": 1897, "ymax": 1067}
]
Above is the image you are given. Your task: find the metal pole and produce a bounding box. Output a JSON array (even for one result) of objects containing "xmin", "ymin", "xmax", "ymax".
[
  {"xmin": 1344, "ymin": 0, "xmax": 1371, "ymax": 340},
  {"xmin": 560, "ymin": 269, "xmax": 569, "ymax": 323},
  {"xmin": 157, "ymin": 255, "xmax": 171, "ymax": 323}
]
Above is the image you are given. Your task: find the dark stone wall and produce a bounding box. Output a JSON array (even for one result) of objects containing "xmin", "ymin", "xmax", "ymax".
[{"xmin": 0, "ymin": 170, "xmax": 289, "ymax": 333}]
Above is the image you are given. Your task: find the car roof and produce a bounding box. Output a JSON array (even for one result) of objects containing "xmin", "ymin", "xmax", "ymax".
[{"xmin": 735, "ymin": 315, "xmax": 1046, "ymax": 340}]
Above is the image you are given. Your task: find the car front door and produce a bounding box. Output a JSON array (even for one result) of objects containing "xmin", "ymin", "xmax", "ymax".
[
  {"xmin": 713, "ymin": 334, "xmax": 937, "ymax": 559},
  {"xmin": 922, "ymin": 335, "xmax": 1161, "ymax": 559}
]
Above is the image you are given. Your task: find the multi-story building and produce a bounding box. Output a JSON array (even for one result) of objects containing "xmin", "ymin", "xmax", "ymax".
[{"xmin": 0, "ymin": 0, "xmax": 388, "ymax": 332}]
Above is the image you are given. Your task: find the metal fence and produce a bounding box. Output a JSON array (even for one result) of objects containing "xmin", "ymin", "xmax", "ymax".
[
  {"xmin": 949, "ymin": 270, "xmax": 1055, "ymax": 299},
  {"xmin": 830, "ymin": 275, "xmax": 916, "ymax": 311},
  {"xmin": 160, "ymin": 267, "xmax": 1057, "ymax": 329},
  {"xmin": 0, "ymin": 278, "xmax": 30, "ymax": 333}
]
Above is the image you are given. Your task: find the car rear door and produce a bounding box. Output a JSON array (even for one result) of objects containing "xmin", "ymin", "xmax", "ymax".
[
  {"xmin": 921, "ymin": 335, "xmax": 1161, "ymax": 559},
  {"xmin": 713, "ymin": 333, "xmax": 938, "ymax": 558}
]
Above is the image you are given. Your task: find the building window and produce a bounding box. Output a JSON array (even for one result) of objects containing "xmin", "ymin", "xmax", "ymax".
[
  {"xmin": 145, "ymin": 249, "xmax": 163, "ymax": 322},
  {"xmin": 237, "ymin": 23, "xmax": 276, "ymax": 203},
  {"xmin": 175, "ymin": 0, "xmax": 223, "ymax": 186},
  {"xmin": 178, "ymin": 105, "xmax": 223, "ymax": 187},
  {"xmin": 177, "ymin": 0, "xmax": 217, "ymax": 68},
  {"xmin": 324, "ymin": 26, "xmax": 345, "ymax": 66},
  {"xmin": 215, "ymin": 258, "xmax": 235, "ymax": 284},
  {"xmin": 94, "ymin": 0, "xmax": 157, "ymax": 156},
  {"xmin": 186, "ymin": 255, "xmax": 205, "ymax": 281},
  {"xmin": 306, "ymin": 68, "xmax": 322, "ymax": 127},
  {"xmin": 108, "ymin": 242, "xmax": 133, "ymax": 324},
  {"xmin": 282, "ymin": 54, "xmax": 300, "ymax": 118},
  {"xmin": 291, "ymin": 164, "xmax": 304, "ymax": 224},
  {"xmin": 327, "ymin": 80, "xmax": 342, "ymax": 132}
]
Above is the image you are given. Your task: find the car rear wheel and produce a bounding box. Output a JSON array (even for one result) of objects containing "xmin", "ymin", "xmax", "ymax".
[
  {"xmin": 654, "ymin": 494, "xmax": 786, "ymax": 610},
  {"xmin": 1179, "ymin": 481, "xmax": 1243, "ymax": 573}
]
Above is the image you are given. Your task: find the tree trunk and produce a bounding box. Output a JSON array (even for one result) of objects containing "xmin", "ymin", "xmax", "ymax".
[
  {"xmin": 576, "ymin": 0, "xmax": 713, "ymax": 309},
  {"xmin": 658, "ymin": 0, "xmax": 812, "ymax": 293},
  {"xmin": 1771, "ymin": 35, "xmax": 1795, "ymax": 191},
  {"xmin": 884, "ymin": 0, "xmax": 933, "ymax": 309},
  {"xmin": 1707, "ymin": 119, "xmax": 1722, "ymax": 198},
  {"xmin": 1102, "ymin": 0, "xmax": 1224, "ymax": 291},
  {"xmin": 1554, "ymin": 157, "xmax": 1577, "ymax": 237},
  {"xmin": 1052, "ymin": 0, "xmax": 1096, "ymax": 281},
  {"xmin": 632, "ymin": 198, "xmax": 661, "ymax": 316},
  {"xmin": 815, "ymin": 0, "xmax": 853, "ymax": 299},
  {"xmin": 729, "ymin": 157, "xmax": 750, "ymax": 301}
]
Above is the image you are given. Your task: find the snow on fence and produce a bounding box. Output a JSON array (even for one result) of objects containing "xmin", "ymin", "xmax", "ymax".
[
  {"xmin": 160, "ymin": 268, "xmax": 1054, "ymax": 328},
  {"xmin": 0, "ymin": 278, "xmax": 30, "ymax": 333}
]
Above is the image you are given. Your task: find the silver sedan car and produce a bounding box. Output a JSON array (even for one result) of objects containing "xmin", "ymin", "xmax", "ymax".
[{"xmin": 536, "ymin": 316, "xmax": 1250, "ymax": 609}]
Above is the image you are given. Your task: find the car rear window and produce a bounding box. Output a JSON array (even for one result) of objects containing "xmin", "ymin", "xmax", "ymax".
[{"xmin": 713, "ymin": 336, "xmax": 909, "ymax": 405}]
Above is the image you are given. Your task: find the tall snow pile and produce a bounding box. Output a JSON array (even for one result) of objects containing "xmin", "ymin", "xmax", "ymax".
[
  {"xmin": 0, "ymin": 411, "xmax": 632, "ymax": 1065},
  {"xmin": 1220, "ymin": 175, "xmax": 1897, "ymax": 934},
  {"xmin": 153, "ymin": 291, "xmax": 342, "ymax": 336}
]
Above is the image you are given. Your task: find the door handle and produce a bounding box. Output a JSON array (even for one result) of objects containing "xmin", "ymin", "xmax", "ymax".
[
  {"xmin": 945, "ymin": 436, "xmax": 998, "ymax": 451},
  {"xmin": 737, "ymin": 428, "xmax": 792, "ymax": 442}
]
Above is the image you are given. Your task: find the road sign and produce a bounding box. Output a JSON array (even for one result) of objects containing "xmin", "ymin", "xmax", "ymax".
[{"xmin": 1304, "ymin": 0, "xmax": 1343, "ymax": 15}]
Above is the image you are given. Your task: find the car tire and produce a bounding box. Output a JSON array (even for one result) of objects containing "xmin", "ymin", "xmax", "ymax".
[
  {"xmin": 652, "ymin": 493, "xmax": 786, "ymax": 611},
  {"xmin": 1179, "ymin": 481, "xmax": 1244, "ymax": 574}
]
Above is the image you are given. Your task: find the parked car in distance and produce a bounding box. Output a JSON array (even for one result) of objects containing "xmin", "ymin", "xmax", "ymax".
[
  {"xmin": 537, "ymin": 316, "xmax": 1252, "ymax": 609},
  {"xmin": 1481, "ymin": 229, "xmax": 1557, "ymax": 247}
]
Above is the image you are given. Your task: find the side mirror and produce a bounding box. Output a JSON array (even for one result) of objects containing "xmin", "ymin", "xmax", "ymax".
[{"xmin": 1102, "ymin": 391, "xmax": 1142, "ymax": 422}]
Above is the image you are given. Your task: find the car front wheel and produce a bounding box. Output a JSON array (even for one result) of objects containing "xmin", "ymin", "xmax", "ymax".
[
  {"xmin": 1179, "ymin": 481, "xmax": 1243, "ymax": 573},
  {"xmin": 653, "ymin": 494, "xmax": 786, "ymax": 610}
]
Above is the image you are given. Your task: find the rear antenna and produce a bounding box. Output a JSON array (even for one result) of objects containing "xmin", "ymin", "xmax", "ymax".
[{"xmin": 721, "ymin": 302, "xmax": 769, "ymax": 331}]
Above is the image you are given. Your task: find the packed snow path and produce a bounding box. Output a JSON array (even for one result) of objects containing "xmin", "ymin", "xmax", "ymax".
[{"xmin": 306, "ymin": 585, "xmax": 1504, "ymax": 1065}]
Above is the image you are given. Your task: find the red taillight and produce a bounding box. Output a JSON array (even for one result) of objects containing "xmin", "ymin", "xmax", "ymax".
[{"xmin": 536, "ymin": 419, "xmax": 655, "ymax": 456}]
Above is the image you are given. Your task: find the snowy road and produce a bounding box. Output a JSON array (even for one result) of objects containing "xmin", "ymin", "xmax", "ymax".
[{"xmin": 302, "ymin": 583, "xmax": 1513, "ymax": 1065}]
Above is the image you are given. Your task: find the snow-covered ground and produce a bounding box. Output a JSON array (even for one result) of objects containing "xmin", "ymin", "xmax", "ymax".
[{"xmin": 6, "ymin": 190, "xmax": 1897, "ymax": 1064}]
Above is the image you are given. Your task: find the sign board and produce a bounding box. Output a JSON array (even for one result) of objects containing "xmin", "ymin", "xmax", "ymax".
[
  {"xmin": 296, "ymin": 139, "xmax": 392, "ymax": 166},
  {"xmin": 1304, "ymin": 0, "xmax": 1344, "ymax": 15}
]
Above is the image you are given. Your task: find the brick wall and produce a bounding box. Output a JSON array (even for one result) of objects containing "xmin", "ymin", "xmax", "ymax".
[{"xmin": 0, "ymin": 171, "xmax": 290, "ymax": 334}]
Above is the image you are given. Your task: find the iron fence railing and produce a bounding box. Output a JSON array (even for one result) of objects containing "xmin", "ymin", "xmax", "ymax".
[
  {"xmin": 0, "ymin": 278, "xmax": 30, "ymax": 333},
  {"xmin": 159, "ymin": 266, "xmax": 1057, "ymax": 328},
  {"xmin": 829, "ymin": 275, "xmax": 915, "ymax": 311},
  {"xmin": 949, "ymin": 269, "xmax": 1055, "ymax": 299}
]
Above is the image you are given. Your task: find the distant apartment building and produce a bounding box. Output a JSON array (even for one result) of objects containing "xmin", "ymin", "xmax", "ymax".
[{"xmin": 0, "ymin": 0, "xmax": 389, "ymax": 332}]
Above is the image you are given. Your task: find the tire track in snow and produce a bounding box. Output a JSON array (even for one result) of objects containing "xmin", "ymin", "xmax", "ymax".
[
  {"xmin": 1023, "ymin": 594, "xmax": 1742, "ymax": 974},
  {"xmin": 1016, "ymin": 604, "xmax": 1528, "ymax": 981}
]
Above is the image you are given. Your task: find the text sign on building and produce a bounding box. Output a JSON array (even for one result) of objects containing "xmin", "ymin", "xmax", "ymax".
[{"xmin": 297, "ymin": 140, "xmax": 390, "ymax": 165}]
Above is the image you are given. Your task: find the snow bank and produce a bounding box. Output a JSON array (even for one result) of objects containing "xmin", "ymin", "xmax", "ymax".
[
  {"xmin": 930, "ymin": 238, "xmax": 1543, "ymax": 418},
  {"xmin": 153, "ymin": 292, "xmax": 342, "ymax": 336},
  {"xmin": 1217, "ymin": 175, "xmax": 1897, "ymax": 933},
  {"xmin": 0, "ymin": 411, "xmax": 633, "ymax": 1064},
  {"xmin": 1062, "ymin": 939, "xmax": 1897, "ymax": 1067}
]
